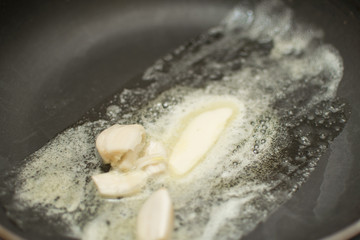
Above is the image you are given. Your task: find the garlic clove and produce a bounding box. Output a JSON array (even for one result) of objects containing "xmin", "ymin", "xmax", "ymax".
[
  {"xmin": 144, "ymin": 140, "xmax": 167, "ymax": 158},
  {"xmin": 92, "ymin": 170, "xmax": 147, "ymax": 198},
  {"xmin": 95, "ymin": 124, "xmax": 146, "ymax": 170},
  {"xmin": 136, "ymin": 155, "xmax": 166, "ymax": 170},
  {"xmin": 169, "ymin": 107, "xmax": 234, "ymax": 176},
  {"xmin": 136, "ymin": 140, "xmax": 167, "ymax": 169},
  {"xmin": 137, "ymin": 188, "xmax": 174, "ymax": 240},
  {"xmin": 144, "ymin": 163, "xmax": 167, "ymax": 176},
  {"xmin": 116, "ymin": 150, "xmax": 138, "ymax": 171},
  {"xmin": 136, "ymin": 140, "xmax": 168, "ymax": 176}
]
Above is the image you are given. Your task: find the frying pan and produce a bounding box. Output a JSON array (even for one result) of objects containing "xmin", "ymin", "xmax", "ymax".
[{"xmin": 0, "ymin": 0, "xmax": 359, "ymax": 239}]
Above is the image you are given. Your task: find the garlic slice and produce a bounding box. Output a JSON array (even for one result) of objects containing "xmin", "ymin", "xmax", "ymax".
[
  {"xmin": 169, "ymin": 107, "xmax": 234, "ymax": 176},
  {"xmin": 92, "ymin": 171, "xmax": 147, "ymax": 198},
  {"xmin": 137, "ymin": 188, "xmax": 174, "ymax": 240},
  {"xmin": 95, "ymin": 124, "xmax": 146, "ymax": 171}
]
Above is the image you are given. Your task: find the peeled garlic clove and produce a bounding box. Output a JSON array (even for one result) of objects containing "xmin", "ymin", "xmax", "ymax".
[
  {"xmin": 136, "ymin": 155, "xmax": 166, "ymax": 170},
  {"xmin": 144, "ymin": 163, "xmax": 167, "ymax": 176},
  {"xmin": 169, "ymin": 107, "xmax": 234, "ymax": 176},
  {"xmin": 96, "ymin": 124, "xmax": 146, "ymax": 169},
  {"xmin": 136, "ymin": 140, "xmax": 167, "ymax": 175},
  {"xmin": 116, "ymin": 150, "xmax": 138, "ymax": 171},
  {"xmin": 137, "ymin": 188, "xmax": 174, "ymax": 240},
  {"xmin": 136, "ymin": 156, "xmax": 167, "ymax": 177},
  {"xmin": 92, "ymin": 171, "xmax": 147, "ymax": 198},
  {"xmin": 136, "ymin": 140, "xmax": 167, "ymax": 169}
]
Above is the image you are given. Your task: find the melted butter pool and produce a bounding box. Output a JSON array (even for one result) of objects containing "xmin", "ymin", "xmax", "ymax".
[{"xmin": 0, "ymin": 0, "xmax": 350, "ymax": 239}]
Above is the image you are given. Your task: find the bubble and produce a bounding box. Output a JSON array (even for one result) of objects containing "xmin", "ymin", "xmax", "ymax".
[
  {"xmin": 162, "ymin": 102, "xmax": 169, "ymax": 109},
  {"xmin": 339, "ymin": 117, "xmax": 347, "ymax": 123},
  {"xmin": 319, "ymin": 132, "xmax": 327, "ymax": 140},
  {"xmin": 299, "ymin": 136, "xmax": 311, "ymax": 146}
]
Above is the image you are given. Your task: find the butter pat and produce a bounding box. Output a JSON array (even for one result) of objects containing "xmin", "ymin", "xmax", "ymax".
[{"xmin": 169, "ymin": 107, "xmax": 235, "ymax": 176}]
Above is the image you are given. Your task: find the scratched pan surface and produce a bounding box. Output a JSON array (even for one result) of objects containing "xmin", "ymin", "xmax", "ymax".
[{"xmin": 0, "ymin": 0, "xmax": 359, "ymax": 239}]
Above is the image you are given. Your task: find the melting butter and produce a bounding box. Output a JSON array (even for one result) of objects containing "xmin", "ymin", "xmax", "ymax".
[{"xmin": 169, "ymin": 105, "xmax": 236, "ymax": 176}]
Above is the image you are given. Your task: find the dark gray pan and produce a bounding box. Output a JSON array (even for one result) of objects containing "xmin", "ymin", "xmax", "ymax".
[{"xmin": 0, "ymin": 0, "xmax": 359, "ymax": 239}]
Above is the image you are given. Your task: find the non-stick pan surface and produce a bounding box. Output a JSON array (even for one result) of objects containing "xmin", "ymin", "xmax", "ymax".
[{"xmin": 0, "ymin": 0, "xmax": 359, "ymax": 239}]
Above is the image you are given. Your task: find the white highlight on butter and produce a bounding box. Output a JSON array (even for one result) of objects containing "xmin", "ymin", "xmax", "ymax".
[
  {"xmin": 137, "ymin": 188, "xmax": 174, "ymax": 240},
  {"xmin": 169, "ymin": 107, "xmax": 235, "ymax": 176}
]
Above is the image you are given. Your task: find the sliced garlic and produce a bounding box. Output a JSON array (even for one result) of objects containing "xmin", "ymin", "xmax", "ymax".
[
  {"xmin": 169, "ymin": 107, "xmax": 234, "ymax": 176},
  {"xmin": 92, "ymin": 171, "xmax": 147, "ymax": 198},
  {"xmin": 137, "ymin": 188, "xmax": 174, "ymax": 240},
  {"xmin": 95, "ymin": 124, "xmax": 146, "ymax": 171}
]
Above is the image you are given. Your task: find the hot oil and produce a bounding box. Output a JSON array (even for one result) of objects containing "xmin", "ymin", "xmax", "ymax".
[{"xmin": 0, "ymin": 0, "xmax": 350, "ymax": 239}]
